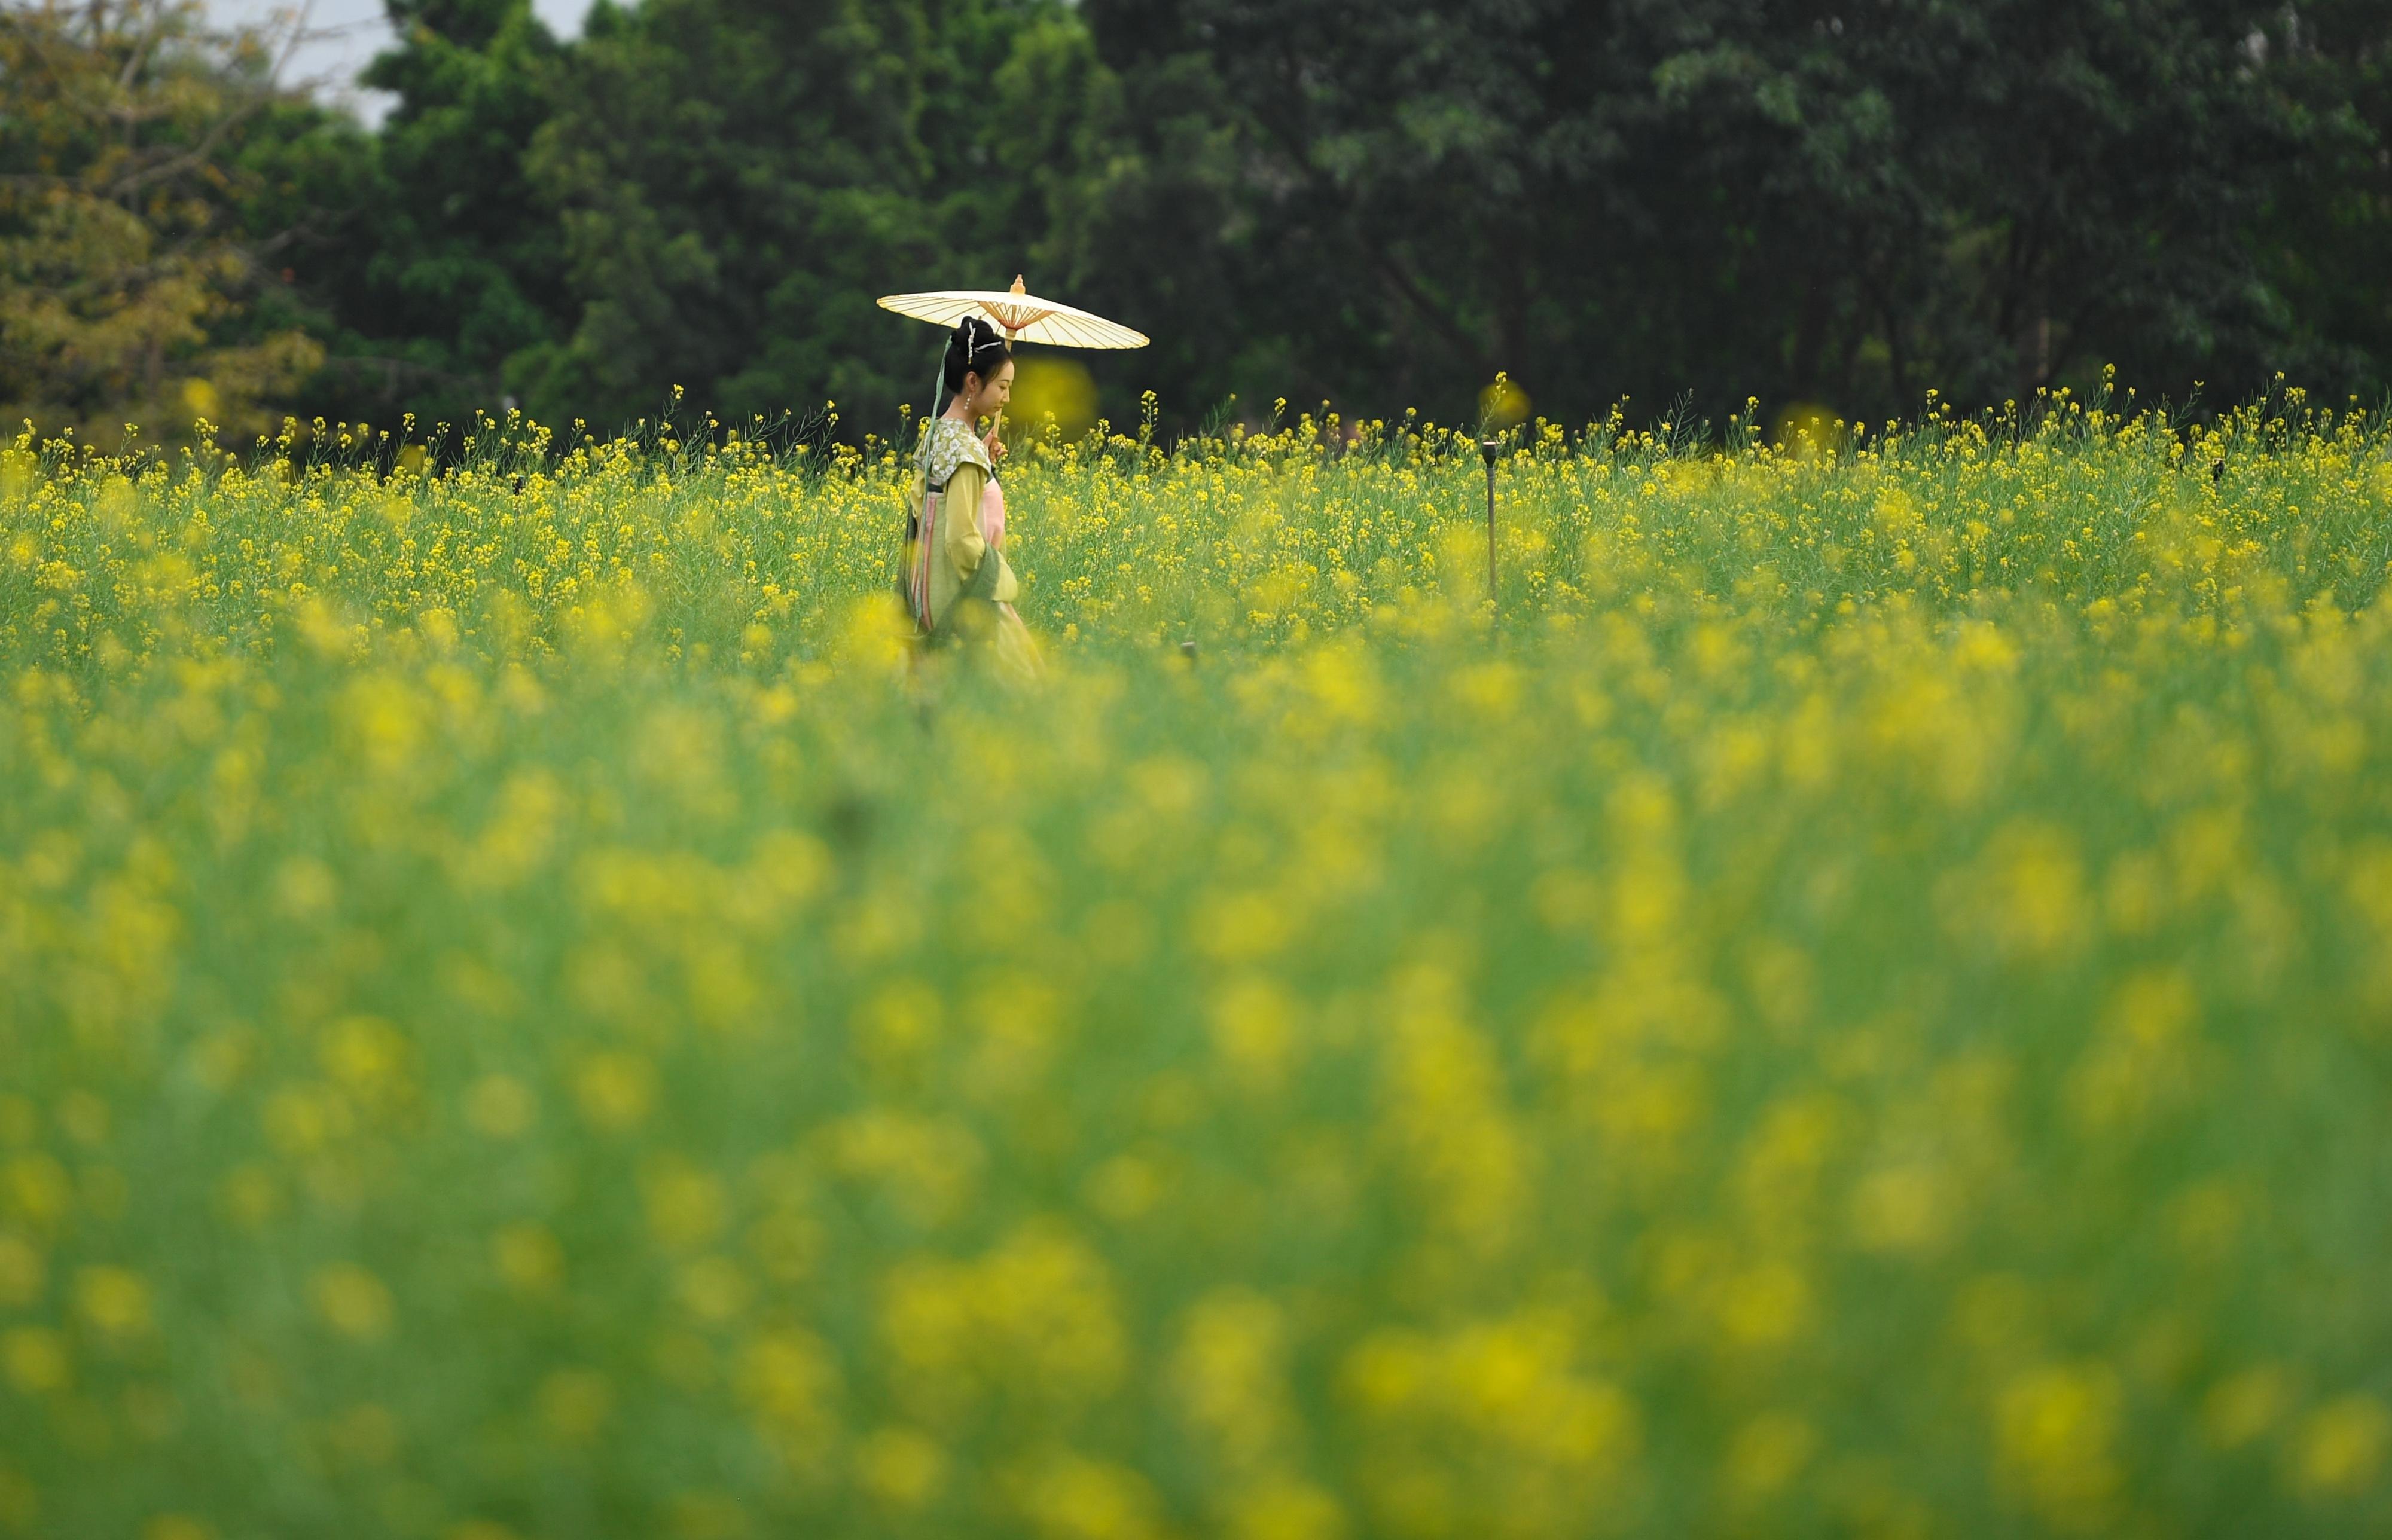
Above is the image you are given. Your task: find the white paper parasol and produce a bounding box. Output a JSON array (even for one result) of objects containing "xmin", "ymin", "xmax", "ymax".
[{"xmin": 877, "ymin": 275, "xmax": 1148, "ymax": 349}]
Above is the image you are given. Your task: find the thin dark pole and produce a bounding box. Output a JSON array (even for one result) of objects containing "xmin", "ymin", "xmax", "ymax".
[{"xmin": 1480, "ymin": 436, "xmax": 1499, "ymax": 606}]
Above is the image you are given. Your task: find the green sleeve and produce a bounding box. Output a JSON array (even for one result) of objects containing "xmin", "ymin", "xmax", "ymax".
[{"xmin": 944, "ymin": 460, "xmax": 988, "ymax": 582}]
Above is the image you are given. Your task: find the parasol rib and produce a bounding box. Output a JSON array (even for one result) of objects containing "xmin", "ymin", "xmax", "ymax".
[{"xmin": 978, "ymin": 301, "xmax": 1057, "ymax": 337}]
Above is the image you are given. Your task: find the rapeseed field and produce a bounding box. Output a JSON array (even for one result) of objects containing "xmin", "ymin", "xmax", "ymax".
[{"xmin": 3, "ymin": 386, "xmax": 2390, "ymax": 1538}]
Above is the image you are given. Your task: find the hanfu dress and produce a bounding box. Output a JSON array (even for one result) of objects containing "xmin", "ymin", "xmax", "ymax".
[{"xmin": 902, "ymin": 414, "xmax": 1038, "ymax": 675}]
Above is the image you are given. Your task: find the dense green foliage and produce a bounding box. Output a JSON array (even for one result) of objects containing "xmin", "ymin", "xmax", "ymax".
[
  {"xmin": 5, "ymin": 0, "xmax": 2390, "ymax": 444},
  {"xmin": 1078, "ymin": 0, "xmax": 2367, "ymax": 420},
  {"xmin": 4, "ymin": 398, "xmax": 2392, "ymax": 1537},
  {"xmin": 322, "ymin": 0, "xmax": 575, "ymax": 423},
  {"xmin": 313, "ymin": 0, "xmax": 2392, "ymax": 436}
]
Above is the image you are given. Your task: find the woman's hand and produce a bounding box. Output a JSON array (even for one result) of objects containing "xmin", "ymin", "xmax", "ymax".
[{"xmin": 982, "ymin": 413, "xmax": 1006, "ymax": 463}]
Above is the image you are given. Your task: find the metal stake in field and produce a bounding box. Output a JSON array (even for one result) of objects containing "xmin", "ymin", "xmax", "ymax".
[{"xmin": 1480, "ymin": 435, "xmax": 1500, "ymax": 607}]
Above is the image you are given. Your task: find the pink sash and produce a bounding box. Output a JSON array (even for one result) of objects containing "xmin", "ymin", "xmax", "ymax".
[
  {"xmin": 980, "ymin": 478, "xmax": 1006, "ymax": 549},
  {"xmin": 907, "ymin": 476, "xmax": 1007, "ymax": 633}
]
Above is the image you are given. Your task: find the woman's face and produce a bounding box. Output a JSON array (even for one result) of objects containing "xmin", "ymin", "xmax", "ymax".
[{"xmin": 969, "ymin": 360, "xmax": 1015, "ymax": 413}]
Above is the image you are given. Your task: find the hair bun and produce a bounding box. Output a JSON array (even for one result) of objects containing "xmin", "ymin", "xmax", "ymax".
[
  {"xmin": 939, "ymin": 313, "xmax": 1013, "ymax": 397},
  {"xmin": 954, "ymin": 316, "xmax": 1004, "ymax": 360}
]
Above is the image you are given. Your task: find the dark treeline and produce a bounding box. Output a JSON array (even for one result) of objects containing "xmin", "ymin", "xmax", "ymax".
[{"xmin": 5, "ymin": 0, "xmax": 2390, "ymax": 445}]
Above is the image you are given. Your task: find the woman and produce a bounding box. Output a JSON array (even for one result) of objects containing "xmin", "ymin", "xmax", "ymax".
[{"xmin": 903, "ymin": 316, "xmax": 1039, "ymax": 676}]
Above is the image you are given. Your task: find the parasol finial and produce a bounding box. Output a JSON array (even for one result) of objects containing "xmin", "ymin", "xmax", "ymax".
[{"xmin": 1011, "ymin": 275, "xmax": 1026, "ymax": 295}]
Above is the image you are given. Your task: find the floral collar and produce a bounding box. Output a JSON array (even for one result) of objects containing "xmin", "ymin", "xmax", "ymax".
[{"xmin": 916, "ymin": 414, "xmax": 993, "ymax": 489}]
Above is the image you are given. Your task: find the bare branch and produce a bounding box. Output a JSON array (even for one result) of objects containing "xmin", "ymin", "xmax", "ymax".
[{"xmin": 103, "ymin": 90, "xmax": 274, "ymax": 200}]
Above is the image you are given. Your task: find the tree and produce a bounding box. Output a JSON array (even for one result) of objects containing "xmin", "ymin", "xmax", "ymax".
[
  {"xmin": 1632, "ymin": 0, "xmax": 2339, "ymax": 412},
  {"xmin": 515, "ymin": 0, "xmax": 1106, "ymax": 438},
  {"xmin": 1078, "ymin": 0, "xmax": 2353, "ymax": 431},
  {"xmin": 297, "ymin": 0, "xmax": 572, "ymax": 426},
  {"xmin": 0, "ymin": 0, "xmax": 329, "ymax": 447},
  {"xmin": 14, "ymin": 0, "xmax": 2375, "ymax": 445},
  {"xmin": 2250, "ymin": 0, "xmax": 2392, "ymax": 402}
]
